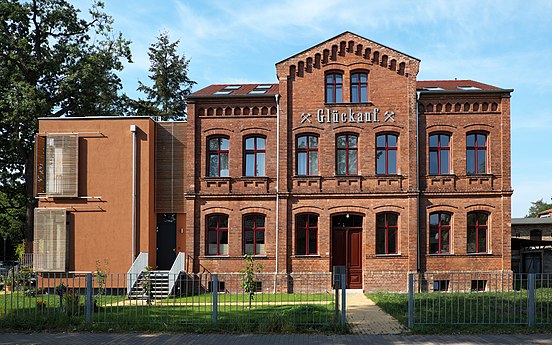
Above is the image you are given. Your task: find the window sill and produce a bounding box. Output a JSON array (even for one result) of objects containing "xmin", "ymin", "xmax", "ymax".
[
  {"xmin": 375, "ymin": 253, "xmax": 401, "ymax": 257},
  {"xmin": 429, "ymin": 253, "xmax": 454, "ymax": 256},
  {"xmin": 293, "ymin": 255, "xmax": 321, "ymax": 258},
  {"xmin": 467, "ymin": 252, "xmax": 492, "ymax": 256},
  {"xmin": 204, "ymin": 176, "xmax": 231, "ymax": 180},
  {"xmin": 237, "ymin": 176, "xmax": 269, "ymax": 180}
]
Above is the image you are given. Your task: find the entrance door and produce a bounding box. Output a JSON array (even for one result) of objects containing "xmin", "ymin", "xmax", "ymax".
[
  {"xmin": 332, "ymin": 214, "xmax": 363, "ymax": 289},
  {"xmin": 156, "ymin": 213, "xmax": 177, "ymax": 270}
]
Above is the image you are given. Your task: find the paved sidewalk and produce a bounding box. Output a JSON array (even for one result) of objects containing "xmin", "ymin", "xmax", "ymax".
[
  {"xmin": 346, "ymin": 291, "xmax": 407, "ymax": 335},
  {"xmin": 1, "ymin": 332, "xmax": 551, "ymax": 344}
]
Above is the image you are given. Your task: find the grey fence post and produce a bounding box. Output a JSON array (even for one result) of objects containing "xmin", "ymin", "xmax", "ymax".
[
  {"xmin": 408, "ymin": 273, "xmax": 414, "ymax": 328},
  {"xmin": 212, "ymin": 274, "xmax": 218, "ymax": 323},
  {"xmin": 340, "ymin": 272, "xmax": 346, "ymax": 327},
  {"xmin": 85, "ymin": 273, "xmax": 93, "ymax": 323},
  {"xmin": 528, "ymin": 273, "xmax": 535, "ymax": 327}
]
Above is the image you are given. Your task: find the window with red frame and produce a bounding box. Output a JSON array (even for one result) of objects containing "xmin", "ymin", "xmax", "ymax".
[
  {"xmin": 376, "ymin": 134, "xmax": 398, "ymax": 175},
  {"xmin": 244, "ymin": 215, "xmax": 265, "ymax": 255},
  {"xmin": 429, "ymin": 212, "xmax": 451, "ymax": 254},
  {"xmin": 350, "ymin": 72, "xmax": 368, "ymax": 103},
  {"xmin": 207, "ymin": 215, "xmax": 228, "ymax": 255},
  {"xmin": 336, "ymin": 134, "xmax": 358, "ymax": 175},
  {"xmin": 429, "ymin": 134, "xmax": 450, "ymax": 175},
  {"xmin": 466, "ymin": 133, "xmax": 487, "ymax": 174},
  {"xmin": 467, "ymin": 212, "xmax": 488, "ymax": 253},
  {"xmin": 376, "ymin": 213, "xmax": 398, "ymax": 254},
  {"xmin": 325, "ymin": 73, "xmax": 343, "ymax": 103},
  {"xmin": 296, "ymin": 135, "xmax": 318, "ymax": 176},
  {"xmin": 296, "ymin": 214, "xmax": 318, "ymax": 255},
  {"xmin": 208, "ymin": 137, "xmax": 229, "ymax": 177},
  {"xmin": 244, "ymin": 137, "xmax": 266, "ymax": 176}
]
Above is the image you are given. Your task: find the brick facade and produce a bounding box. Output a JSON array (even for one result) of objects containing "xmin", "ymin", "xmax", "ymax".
[{"xmin": 35, "ymin": 32, "xmax": 512, "ymax": 292}]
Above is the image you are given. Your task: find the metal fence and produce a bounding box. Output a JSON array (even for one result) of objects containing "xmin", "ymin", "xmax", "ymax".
[
  {"xmin": 0, "ymin": 270, "xmax": 344, "ymax": 330},
  {"xmin": 408, "ymin": 272, "xmax": 552, "ymax": 327}
]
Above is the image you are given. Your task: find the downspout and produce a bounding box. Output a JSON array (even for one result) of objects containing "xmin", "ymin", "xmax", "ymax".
[
  {"xmin": 274, "ymin": 94, "xmax": 280, "ymax": 294},
  {"xmin": 130, "ymin": 125, "xmax": 137, "ymax": 264},
  {"xmin": 415, "ymin": 92, "xmax": 421, "ymax": 273}
]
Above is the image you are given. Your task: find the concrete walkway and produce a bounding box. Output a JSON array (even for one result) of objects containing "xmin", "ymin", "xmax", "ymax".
[{"xmin": 346, "ymin": 291, "xmax": 408, "ymax": 335}]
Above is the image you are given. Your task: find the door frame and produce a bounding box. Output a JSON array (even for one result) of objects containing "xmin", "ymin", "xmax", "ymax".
[{"xmin": 331, "ymin": 214, "xmax": 363, "ymax": 289}]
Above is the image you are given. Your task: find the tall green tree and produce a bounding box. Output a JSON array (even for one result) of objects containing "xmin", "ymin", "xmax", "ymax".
[
  {"xmin": 0, "ymin": 0, "xmax": 132, "ymax": 244},
  {"xmin": 134, "ymin": 31, "xmax": 195, "ymax": 120},
  {"xmin": 526, "ymin": 198, "xmax": 552, "ymax": 218}
]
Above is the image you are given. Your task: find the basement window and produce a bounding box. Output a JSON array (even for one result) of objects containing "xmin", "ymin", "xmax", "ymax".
[
  {"xmin": 471, "ymin": 280, "xmax": 487, "ymax": 292},
  {"xmin": 433, "ymin": 280, "xmax": 449, "ymax": 292},
  {"xmin": 208, "ymin": 280, "xmax": 226, "ymax": 293}
]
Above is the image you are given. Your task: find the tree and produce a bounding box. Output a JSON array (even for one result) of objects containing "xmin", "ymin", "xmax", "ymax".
[
  {"xmin": 240, "ymin": 255, "xmax": 263, "ymax": 309},
  {"xmin": 526, "ymin": 198, "xmax": 552, "ymax": 218},
  {"xmin": 133, "ymin": 31, "xmax": 195, "ymax": 120},
  {"xmin": 0, "ymin": 0, "xmax": 132, "ymax": 245}
]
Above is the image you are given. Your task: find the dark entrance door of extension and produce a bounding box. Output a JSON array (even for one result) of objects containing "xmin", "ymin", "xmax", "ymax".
[
  {"xmin": 156, "ymin": 213, "xmax": 177, "ymax": 270},
  {"xmin": 331, "ymin": 214, "xmax": 363, "ymax": 289}
]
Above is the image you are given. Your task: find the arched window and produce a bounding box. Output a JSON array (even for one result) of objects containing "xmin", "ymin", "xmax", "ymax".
[
  {"xmin": 466, "ymin": 133, "xmax": 487, "ymax": 174},
  {"xmin": 296, "ymin": 214, "xmax": 318, "ymax": 255},
  {"xmin": 296, "ymin": 135, "xmax": 318, "ymax": 176},
  {"xmin": 243, "ymin": 214, "xmax": 265, "ymax": 255},
  {"xmin": 376, "ymin": 134, "xmax": 398, "ymax": 175},
  {"xmin": 467, "ymin": 212, "xmax": 488, "ymax": 253},
  {"xmin": 336, "ymin": 134, "xmax": 358, "ymax": 175},
  {"xmin": 207, "ymin": 137, "xmax": 229, "ymax": 177},
  {"xmin": 325, "ymin": 73, "xmax": 343, "ymax": 103},
  {"xmin": 207, "ymin": 215, "xmax": 228, "ymax": 255},
  {"xmin": 376, "ymin": 213, "xmax": 398, "ymax": 255},
  {"xmin": 350, "ymin": 72, "xmax": 368, "ymax": 103},
  {"xmin": 429, "ymin": 134, "xmax": 450, "ymax": 175},
  {"xmin": 244, "ymin": 136, "xmax": 266, "ymax": 176},
  {"xmin": 429, "ymin": 212, "xmax": 451, "ymax": 254}
]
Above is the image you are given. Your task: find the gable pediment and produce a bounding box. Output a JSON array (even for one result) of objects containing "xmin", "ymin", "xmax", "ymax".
[{"xmin": 276, "ymin": 31, "xmax": 420, "ymax": 79}]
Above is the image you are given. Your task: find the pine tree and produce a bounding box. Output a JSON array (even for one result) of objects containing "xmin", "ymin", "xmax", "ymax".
[{"xmin": 135, "ymin": 31, "xmax": 196, "ymax": 120}]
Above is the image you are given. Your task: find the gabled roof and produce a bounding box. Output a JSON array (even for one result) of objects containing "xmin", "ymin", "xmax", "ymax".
[
  {"xmin": 417, "ymin": 80, "xmax": 512, "ymax": 93},
  {"xmin": 276, "ymin": 31, "xmax": 420, "ymax": 65},
  {"xmin": 189, "ymin": 83, "xmax": 279, "ymax": 98}
]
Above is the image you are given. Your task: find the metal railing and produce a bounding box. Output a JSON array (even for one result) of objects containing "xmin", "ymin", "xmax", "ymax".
[
  {"xmin": 127, "ymin": 252, "xmax": 148, "ymax": 294},
  {"xmin": 0, "ymin": 270, "xmax": 344, "ymax": 330},
  {"xmin": 168, "ymin": 252, "xmax": 185, "ymax": 295},
  {"xmin": 408, "ymin": 272, "xmax": 552, "ymax": 327}
]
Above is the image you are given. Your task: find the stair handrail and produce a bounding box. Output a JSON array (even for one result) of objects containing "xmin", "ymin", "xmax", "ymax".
[
  {"xmin": 127, "ymin": 252, "xmax": 149, "ymax": 294},
  {"xmin": 168, "ymin": 252, "xmax": 185, "ymax": 295}
]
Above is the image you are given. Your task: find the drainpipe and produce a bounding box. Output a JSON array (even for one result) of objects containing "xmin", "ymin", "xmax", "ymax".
[
  {"xmin": 130, "ymin": 124, "xmax": 137, "ymax": 264},
  {"xmin": 415, "ymin": 92, "xmax": 421, "ymax": 273},
  {"xmin": 274, "ymin": 94, "xmax": 280, "ymax": 294}
]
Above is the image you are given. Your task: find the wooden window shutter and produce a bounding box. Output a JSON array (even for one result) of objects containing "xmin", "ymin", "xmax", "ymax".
[
  {"xmin": 45, "ymin": 135, "xmax": 78, "ymax": 197},
  {"xmin": 33, "ymin": 208, "xmax": 67, "ymax": 272},
  {"xmin": 34, "ymin": 135, "xmax": 46, "ymax": 196}
]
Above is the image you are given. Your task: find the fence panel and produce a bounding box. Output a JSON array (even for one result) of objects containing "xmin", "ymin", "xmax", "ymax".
[
  {"xmin": 0, "ymin": 270, "xmax": 338, "ymax": 330},
  {"xmin": 410, "ymin": 272, "xmax": 552, "ymax": 326}
]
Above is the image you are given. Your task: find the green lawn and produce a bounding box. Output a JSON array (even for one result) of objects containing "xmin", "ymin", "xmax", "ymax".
[
  {"xmin": 0, "ymin": 291, "xmax": 341, "ymax": 333},
  {"xmin": 367, "ymin": 290, "xmax": 552, "ymax": 334}
]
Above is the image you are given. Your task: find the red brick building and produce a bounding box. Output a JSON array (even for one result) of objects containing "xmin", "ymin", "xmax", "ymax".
[{"xmin": 34, "ymin": 32, "xmax": 512, "ymax": 292}]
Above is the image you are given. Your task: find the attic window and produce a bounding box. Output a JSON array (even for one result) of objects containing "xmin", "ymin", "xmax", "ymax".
[
  {"xmin": 423, "ymin": 87, "xmax": 444, "ymax": 91},
  {"xmin": 214, "ymin": 90, "xmax": 233, "ymax": 95},
  {"xmin": 457, "ymin": 86, "xmax": 481, "ymax": 90},
  {"xmin": 249, "ymin": 85, "xmax": 272, "ymax": 94},
  {"xmin": 224, "ymin": 85, "xmax": 241, "ymax": 90}
]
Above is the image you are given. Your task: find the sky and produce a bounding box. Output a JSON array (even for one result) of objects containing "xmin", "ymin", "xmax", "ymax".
[{"xmin": 72, "ymin": 0, "xmax": 552, "ymax": 218}]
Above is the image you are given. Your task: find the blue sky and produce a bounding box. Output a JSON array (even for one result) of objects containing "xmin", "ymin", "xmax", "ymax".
[{"xmin": 72, "ymin": 0, "xmax": 552, "ymax": 217}]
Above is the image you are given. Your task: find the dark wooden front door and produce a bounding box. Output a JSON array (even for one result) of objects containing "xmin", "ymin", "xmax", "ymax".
[
  {"xmin": 332, "ymin": 214, "xmax": 363, "ymax": 289},
  {"xmin": 156, "ymin": 213, "xmax": 177, "ymax": 270}
]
